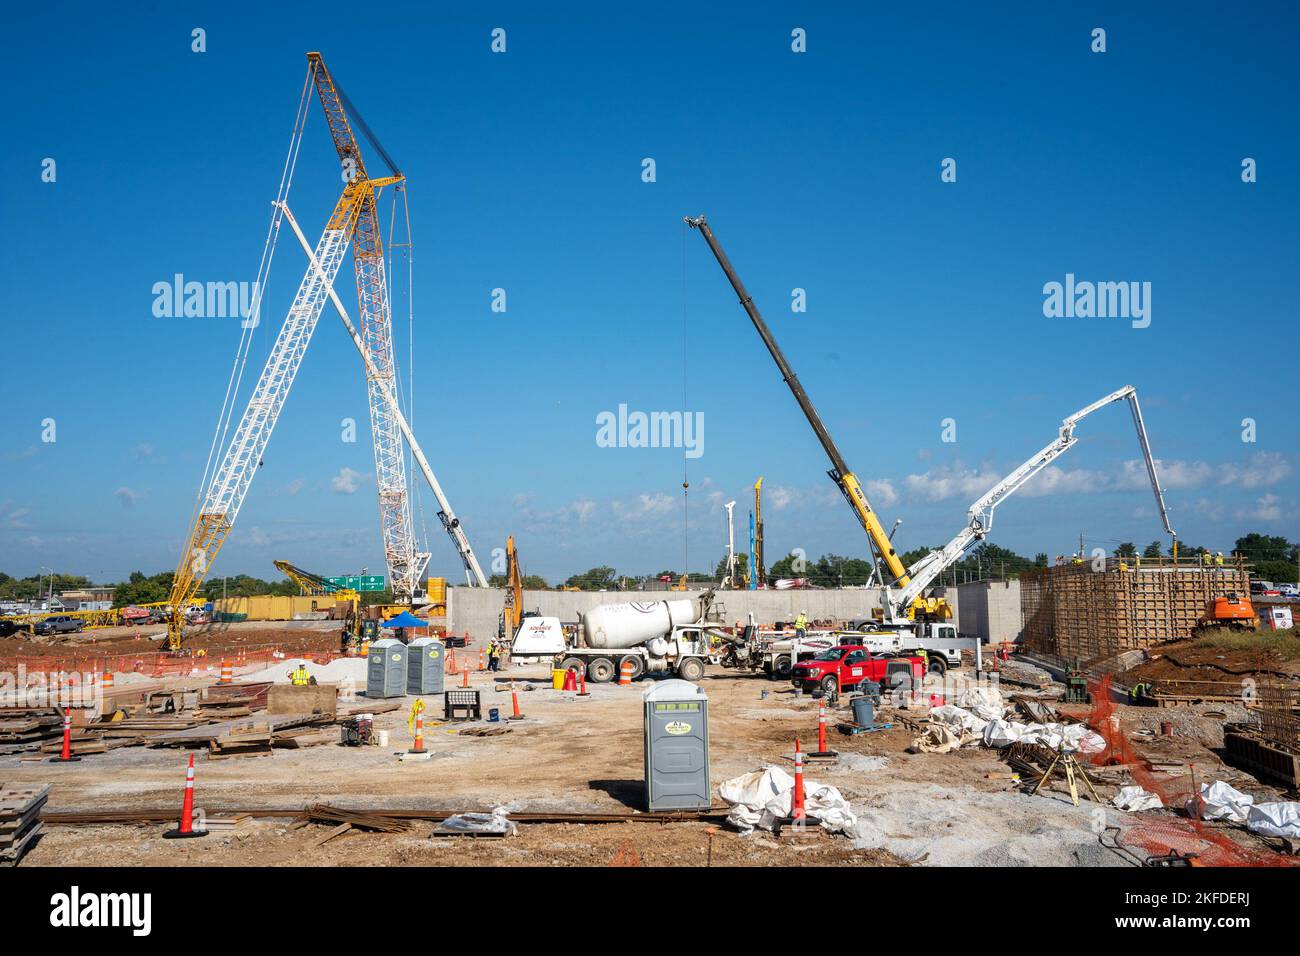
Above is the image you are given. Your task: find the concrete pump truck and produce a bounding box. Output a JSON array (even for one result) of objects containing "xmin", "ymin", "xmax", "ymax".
[{"xmin": 685, "ymin": 215, "xmax": 1178, "ymax": 676}]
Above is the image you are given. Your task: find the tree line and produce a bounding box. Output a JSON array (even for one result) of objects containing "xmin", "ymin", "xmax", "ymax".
[{"xmin": 3, "ymin": 532, "xmax": 1295, "ymax": 602}]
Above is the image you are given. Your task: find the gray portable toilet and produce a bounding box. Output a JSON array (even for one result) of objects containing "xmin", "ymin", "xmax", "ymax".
[
  {"xmin": 406, "ymin": 637, "xmax": 445, "ymax": 695},
  {"xmin": 366, "ymin": 638, "xmax": 408, "ymax": 698},
  {"xmin": 643, "ymin": 679, "xmax": 710, "ymax": 812}
]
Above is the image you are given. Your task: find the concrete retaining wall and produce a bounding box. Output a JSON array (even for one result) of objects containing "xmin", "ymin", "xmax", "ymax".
[
  {"xmin": 448, "ymin": 585, "xmax": 959, "ymax": 645},
  {"xmin": 956, "ymin": 580, "xmax": 1022, "ymax": 645}
]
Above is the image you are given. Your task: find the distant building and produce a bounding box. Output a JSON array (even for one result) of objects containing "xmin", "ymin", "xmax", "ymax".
[{"xmin": 58, "ymin": 586, "xmax": 116, "ymax": 612}]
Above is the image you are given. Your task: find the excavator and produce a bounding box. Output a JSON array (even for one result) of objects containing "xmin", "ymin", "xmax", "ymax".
[
  {"xmin": 498, "ymin": 536, "xmax": 524, "ymax": 641},
  {"xmin": 685, "ymin": 215, "xmax": 1180, "ymax": 659}
]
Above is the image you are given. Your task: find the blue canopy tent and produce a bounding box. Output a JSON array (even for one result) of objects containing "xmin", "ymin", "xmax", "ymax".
[{"xmin": 383, "ymin": 611, "xmax": 427, "ymax": 630}]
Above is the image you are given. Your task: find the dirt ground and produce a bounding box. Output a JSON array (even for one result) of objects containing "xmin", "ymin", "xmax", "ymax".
[
  {"xmin": 3, "ymin": 628, "xmax": 1294, "ymax": 867},
  {"xmin": 1121, "ymin": 634, "xmax": 1300, "ymax": 687},
  {"xmin": 0, "ymin": 620, "xmax": 343, "ymax": 661}
]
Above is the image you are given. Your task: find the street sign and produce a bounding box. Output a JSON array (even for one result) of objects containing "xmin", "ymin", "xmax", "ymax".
[{"xmin": 325, "ymin": 575, "xmax": 387, "ymax": 592}]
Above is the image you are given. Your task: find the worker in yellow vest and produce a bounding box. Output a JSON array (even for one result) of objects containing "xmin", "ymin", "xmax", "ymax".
[
  {"xmin": 1215, "ymin": 551, "xmax": 1225, "ymax": 567},
  {"xmin": 289, "ymin": 663, "xmax": 311, "ymax": 686},
  {"xmin": 794, "ymin": 611, "xmax": 809, "ymax": 641}
]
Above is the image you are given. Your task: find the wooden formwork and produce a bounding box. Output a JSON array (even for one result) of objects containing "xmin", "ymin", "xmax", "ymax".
[{"xmin": 1019, "ymin": 558, "xmax": 1250, "ymax": 662}]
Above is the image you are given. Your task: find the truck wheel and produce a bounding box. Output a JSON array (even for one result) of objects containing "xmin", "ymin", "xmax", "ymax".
[
  {"xmin": 618, "ymin": 655, "xmax": 645, "ymax": 680},
  {"xmin": 928, "ymin": 657, "xmax": 947, "ymax": 677},
  {"xmin": 559, "ymin": 656, "xmax": 585, "ymax": 677},
  {"xmin": 820, "ymin": 675, "xmax": 838, "ymax": 699},
  {"xmin": 771, "ymin": 655, "xmax": 793, "ymax": 680},
  {"xmin": 677, "ymin": 657, "xmax": 705, "ymax": 681},
  {"xmin": 587, "ymin": 658, "xmax": 616, "ymax": 683}
]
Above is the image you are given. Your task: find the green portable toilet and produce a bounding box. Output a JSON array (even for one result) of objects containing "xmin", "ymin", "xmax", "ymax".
[
  {"xmin": 643, "ymin": 679, "xmax": 710, "ymax": 812},
  {"xmin": 367, "ymin": 638, "xmax": 408, "ymax": 698},
  {"xmin": 406, "ymin": 638, "xmax": 445, "ymax": 695}
]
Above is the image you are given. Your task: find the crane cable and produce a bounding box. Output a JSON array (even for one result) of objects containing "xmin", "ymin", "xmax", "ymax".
[
  {"xmin": 384, "ymin": 184, "xmax": 430, "ymax": 551},
  {"xmin": 192, "ymin": 62, "xmax": 314, "ymax": 534},
  {"xmin": 681, "ymin": 220, "xmax": 690, "ymax": 579}
]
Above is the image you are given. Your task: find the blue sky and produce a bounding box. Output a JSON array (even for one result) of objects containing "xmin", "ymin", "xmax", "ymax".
[{"xmin": 2, "ymin": 2, "xmax": 1297, "ymax": 586}]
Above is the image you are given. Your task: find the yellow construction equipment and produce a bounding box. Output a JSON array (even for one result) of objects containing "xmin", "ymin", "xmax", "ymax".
[
  {"xmin": 272, "ymin": 560, "xmax": 361, "ymax": 644},
  {"xmin": 499, "ymin": 535, "xmax": 524, "ymax": 641}
]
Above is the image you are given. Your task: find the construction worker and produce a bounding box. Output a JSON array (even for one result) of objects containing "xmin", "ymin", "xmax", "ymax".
[
  {"xmin": 288, "ymin": 662, "xmax": 311, "ymax": 686},
  {"xmin": 794, "ymin": 610, "xmax": 809, "ymax": 641},
  {"xmin": 1128, "ymin": 681, "xmax": 1153, "ymax": 705},
  {"xmin": 1215, "ymin": 551, "xmax": 1225, "ymax": 567},
  {"xmin": 916, "ymin": 646, "xmax": 929, "ymax": 678},
  {"xmin": 487, "ymin": 639, "xmax": 502, "ymax": 672},
  {"xmin": 1201, "ymin": 550, "xmax": 1212, "ymax": 567}
]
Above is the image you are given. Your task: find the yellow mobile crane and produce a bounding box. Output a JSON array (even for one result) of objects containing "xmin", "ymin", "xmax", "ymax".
[{"xmin": 685, "ymin": 216, "xmax": 915, "ymax": 606}]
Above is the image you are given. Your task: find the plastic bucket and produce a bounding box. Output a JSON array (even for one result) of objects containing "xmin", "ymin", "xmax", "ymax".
[
  {"xmin": 488, "ymin": 708, "xmax": 500, "ymax": 722},
  {"xmin": 552, "ymin": 669, "xmax": 566, "ymax": 690},
  {"xmin": 376, "ymin": 729, "xmax": 389, "ymax": 747},
  {"xmin": 851, "ymin": 696, "xmax": 874, "ymax": 727}
]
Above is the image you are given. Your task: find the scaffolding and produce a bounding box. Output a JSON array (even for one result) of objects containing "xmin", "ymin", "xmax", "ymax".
[{"xmin": 1020, "ymin": 556, "xmax": 1250, "ymax": 662}]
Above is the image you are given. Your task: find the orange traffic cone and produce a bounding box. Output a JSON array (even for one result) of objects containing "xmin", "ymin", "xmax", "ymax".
[
  {"xmin": 50, "ymin": 708, "xmax": 80, "ymax": 763},
  {"xmin": 461, "ymin": 668, "xmax": 470, "ymax": 688},
  {"xmin": 102, "ymin": 670, "xmax": 115, "ymax": 693},
  {"xmin": 163, "ymin": 754, "xmax": 208, "ymax": 839},
  {"xmin": 563, "ymin": 668, "xmax": 577, "ymax": 692},
  {"xmin": 409, "ymin": 711, "xmax": 426, "ymax": 754},
  {"xmin": 792, "ymin": 738, "xmax": 806, "ymax": 823}
]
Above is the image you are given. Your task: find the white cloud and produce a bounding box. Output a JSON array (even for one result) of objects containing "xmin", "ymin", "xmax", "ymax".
[
  {"xmin": 904, "ymin": 464, "xmax": 1002, "ymax": 503},
  {"xmin": 114, "ymin": 487, "xmax": 140, "ymax": 508},
  {"xmin": 1019, "ymin": 466, "xmax": 1107, "ymax": 497},
  {"xmin": 1236, "ymin": 494, "xmax": 1283, "ymax": 522},
  {"xmin": 331, "ymin": 467, "xmax": 363, "ymax": 495},
  {"xmin": 246, "ymin": 526, "xmax": 272, "ymax": 547},
  {"xmin": 132, "ymin": 443, "xmax": 154, "ymax": 460},
  {"xmin": 6, "ymin": 507, "xmax": 30, "ymax": 529},
  {"xmin": 570, "ymin": 498, "xmax": 597, "ymax": 522},
  {"xmin": 766, "ymin": 485, "xmax": 796, "ymax": 511},
  {"xmin": 1218, "ymin": 452, "xmax": 1291, "ymax": 489},
  {"xmin": 864, "ymin": 479, "xmax": 899, "ymax": 508}
]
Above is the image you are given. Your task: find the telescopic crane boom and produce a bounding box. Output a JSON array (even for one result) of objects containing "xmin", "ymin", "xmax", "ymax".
[{"xmin": 685, "ymin": 215, "xmax": 910, "ymax": 588}]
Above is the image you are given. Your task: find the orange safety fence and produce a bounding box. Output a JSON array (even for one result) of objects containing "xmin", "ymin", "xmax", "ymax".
[
  {"xmin": 0, "ymin": 642, "xmax": 351, "ymax": 683},
  {"xmin": 1085, "ymin": 674, "xmax": 1296, "ymax": 867}
]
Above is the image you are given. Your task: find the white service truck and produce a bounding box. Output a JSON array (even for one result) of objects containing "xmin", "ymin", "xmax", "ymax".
[{"xmin": 509, "ymin": 591, "xmax": 728, "ymax": 683}]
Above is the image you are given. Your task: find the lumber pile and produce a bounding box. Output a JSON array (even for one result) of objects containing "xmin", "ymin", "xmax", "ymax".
[
  {"xmin": 0, "ymin": 784, "xmax": 49, "ymax": 866},
  {"xmin": 0, "ymin": 709, "xmax": 63, "ymax": 755},
  {"xmin": 302, "ymin": 804, "xmax": 413, "ymax": 833}
]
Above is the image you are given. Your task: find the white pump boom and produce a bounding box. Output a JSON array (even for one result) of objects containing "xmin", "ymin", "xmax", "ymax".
[{"xmin": 888, "ymin": 385, "xmax": 1176, "ymax": 621}]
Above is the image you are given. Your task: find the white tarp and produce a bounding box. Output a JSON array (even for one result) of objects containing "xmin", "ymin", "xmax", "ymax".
[
  {"xmin": 929, "ymin": 704, "xmax": 989, "ymax": 736},
  {"xmin": 1245, "ymin": 802, "xmax": 1300, "ymax": 839},
  {"xmin": 1187, "ymin": 781, "xmax": 1254, "ymax": 823},
  {"xmin": 980, "ymin": 718, "xmax": 1105, "ymax": 754},
  {"xmin": 953, "ymin": 686, "xmax": 1004, "ymax": 721},
  {"xmin": 1112, "ymin": 785, "xmax": 1163, "ymax": 812},
  {"xmin": 718, "ymin": 766, "xmax": 857, "ymax": 836}
]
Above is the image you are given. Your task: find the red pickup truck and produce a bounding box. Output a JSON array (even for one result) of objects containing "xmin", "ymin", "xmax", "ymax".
[{"xmin": 791, "ymin": 645, "xmax": 924, "ymax": 697}]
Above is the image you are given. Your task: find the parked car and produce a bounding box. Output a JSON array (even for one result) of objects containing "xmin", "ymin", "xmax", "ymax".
[
  {"xmin": 1277, "ymin": 583, "xmax": 1300, "ymax": 599},
  {"xmin": 791, "ymin": 644, "xmax": 924, "ymax": 697},
  {"xmin": 0, "ymin": 619, "xmax": 27, "ymax": 638},
  {"xmin": 34, "ymin": 615, "xmax": 85, "ymax": 636}
]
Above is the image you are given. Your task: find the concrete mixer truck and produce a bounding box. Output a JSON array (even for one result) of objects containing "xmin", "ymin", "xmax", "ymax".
[{"xmin": 508, "ymin": 590, "xmax": 732, "ymax": 683}]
